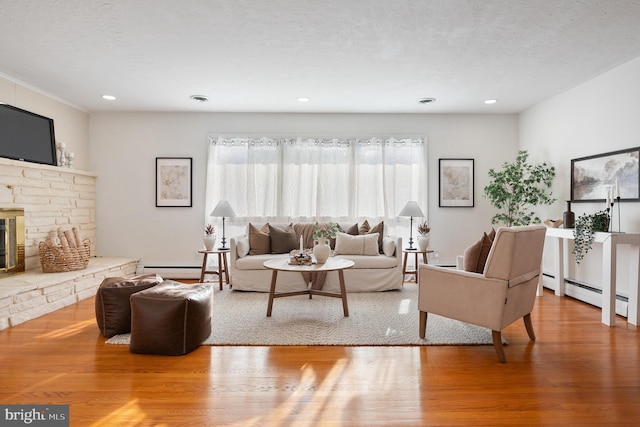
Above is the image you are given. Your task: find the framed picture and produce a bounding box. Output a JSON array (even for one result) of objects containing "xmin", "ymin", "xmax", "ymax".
[
  {"xmin": 439, "ymin": 158, "xmax": 474, "ymax": 207},
  {"xmin": 155, "ymin": 157, "xmax": 193, "ymax": 207},
  {"xmin": 571, "ymin": 147, "xmax": 640, "ymax": 202}
]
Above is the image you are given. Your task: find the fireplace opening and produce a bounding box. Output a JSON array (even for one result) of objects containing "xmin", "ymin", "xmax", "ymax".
[{"xmin": 0, "ymin": 208, "xmax": 25, "ymax": 276}]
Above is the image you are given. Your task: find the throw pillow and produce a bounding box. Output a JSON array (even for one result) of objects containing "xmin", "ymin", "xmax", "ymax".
[
  {"xmin": 339, "ymin": 223, "xmax": 359, "ymax": 235},
  {"xmin": 269, "ymin": 223, "xmax": 298, "ymax": 254},
  {"xmin": 382, "ymin": 236, "xmax": 396, "ymax": 257},
  {"xmin": 359, "ymin": 220, "xmax": 384, "ymax": 253},
  {"xmin": 294, "ymin": 223, "xmax": 316, "ymax": 249},
  {"xmin": 248, "ymin": 223, "xmax": 270, "ymax": 255},
  {"xmin": 462, "ymin": 231, "xmax": 494, "ymax": 273},
  {"xmin": 236, "ymin": 236, "xmax": 250, "ymax": 258},
  {"xmin": 334, "ymin": 232, "xmax": 380, "ymax": 256}
]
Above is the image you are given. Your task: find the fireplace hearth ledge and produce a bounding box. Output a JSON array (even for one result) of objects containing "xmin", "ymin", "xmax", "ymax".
[{"xmin": 0, "ymin": 256, "xmax": 138, "ymax": 330}]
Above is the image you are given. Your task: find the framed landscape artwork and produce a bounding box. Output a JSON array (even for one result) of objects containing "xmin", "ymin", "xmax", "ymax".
[
  {"xmin": 439, "ymin": 158, "xmax": 474, "ymax": 207},
  {"xmin": 155, "ymin": 157, "xmax": 193, "ymax": 207},
  {"xmin": 571, "ymin": 147, "xmax": 640, "ymax": 202}
]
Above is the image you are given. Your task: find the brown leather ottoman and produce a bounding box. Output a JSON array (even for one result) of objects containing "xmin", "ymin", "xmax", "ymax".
[
  {"xmin": 95, "ymin": 274, "xmax": 164, "ymax": 337},
  {"xmin": 129, "ymin": 281, "xmax": 213, "ymax": 356}
]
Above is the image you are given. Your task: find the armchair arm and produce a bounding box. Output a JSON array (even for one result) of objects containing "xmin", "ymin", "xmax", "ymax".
[{"xmin": 418, "ymin": 264, "xmax": 509, "ymax": 331}]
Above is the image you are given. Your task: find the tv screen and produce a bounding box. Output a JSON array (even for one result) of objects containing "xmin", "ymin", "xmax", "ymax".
[{"xmin": 0, "ymin": 103, "xmax": 57, "ymax": 166}]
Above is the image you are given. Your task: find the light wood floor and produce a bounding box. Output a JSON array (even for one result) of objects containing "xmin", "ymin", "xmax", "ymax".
[{"xmin": 1, "ymin": 283, "xmax": 638, "ymax": 426}]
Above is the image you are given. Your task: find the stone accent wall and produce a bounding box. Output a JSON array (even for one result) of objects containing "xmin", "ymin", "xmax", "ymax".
[
  {"xmin": 0, "ymin": 158, "xmax": 139, "ymax": 330},
  {"xmin": 0, "ymin": 157, "xmax": 96, "ymax": 270}
]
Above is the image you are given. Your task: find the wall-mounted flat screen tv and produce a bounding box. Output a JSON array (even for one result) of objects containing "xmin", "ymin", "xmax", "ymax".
[{"xmin": 0, "ymin": 103, "xmax": 57, "ymax": 166}]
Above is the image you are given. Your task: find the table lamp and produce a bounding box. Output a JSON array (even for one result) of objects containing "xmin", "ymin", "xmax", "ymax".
[
  {"xmin": 210, "ymin": 200, "xmax": 236, "ymax": 250},
  {"xmin": 399, "ymin": 201, "xmax": 425, "ymax": 250}
]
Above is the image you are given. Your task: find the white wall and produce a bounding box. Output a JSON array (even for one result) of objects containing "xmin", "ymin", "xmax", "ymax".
[
  {"xmin": 89, "ymin": 113, "xmax": 519, "ymax": 269},
  {"xmin": 520, "ymin": 55, "xmax": 640, "ymax": 295}
]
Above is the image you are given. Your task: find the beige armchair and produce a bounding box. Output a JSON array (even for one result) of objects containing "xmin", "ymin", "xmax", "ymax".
[{"xmin": 418, "ymin": 225, "xmax": 546, "ymax": 363}]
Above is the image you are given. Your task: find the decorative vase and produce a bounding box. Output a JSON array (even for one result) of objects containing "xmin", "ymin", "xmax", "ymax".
[
  {"xmin": 417, "ymin": 234, "xmax": 430, "ymax": 251},
  {"xmin": 563, "ymin": 201, "xmax": 575, "ymax": 229},
  {"xmin": 203, "ymin": 234, "xmax": 216, "ymax": 251},
  {"xmin": 313, "ymin": 237, "xmax": 331, "ymax": 263}
]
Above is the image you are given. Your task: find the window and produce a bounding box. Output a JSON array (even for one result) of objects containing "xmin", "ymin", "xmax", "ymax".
[{"xmin": 205, "ymin": 136, "xmax": 427, "ymax": 228}]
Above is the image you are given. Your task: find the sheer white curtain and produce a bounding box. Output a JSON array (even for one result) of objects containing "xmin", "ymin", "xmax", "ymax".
[{"xmin": 205, "ymin": 135, "xmax": 427, "ymax": 235}]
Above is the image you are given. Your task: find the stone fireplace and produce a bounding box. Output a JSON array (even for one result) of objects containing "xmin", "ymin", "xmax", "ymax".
[{"xmin": 0, "ymin": 207, "xmax": 24, "ymax": 276}]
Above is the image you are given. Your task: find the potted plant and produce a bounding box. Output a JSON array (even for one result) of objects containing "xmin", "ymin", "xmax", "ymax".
[
  {"xmin": 203, "ymin": 224, "xmax": 216, "ymax": 251},
  {"xmin": 572, "ymin": 210, "xmax": 610, "ymax": 264},
  {"xmin": 483, "ymin": 150, "xmax": 556, "ymax": 226},
  {"xmin": 312, "ymin": 222, "xmax": 339, "ymax": 263},
  {"xmin": 416, "ymin": 221, "xmax": 431, "ymax": 251}
]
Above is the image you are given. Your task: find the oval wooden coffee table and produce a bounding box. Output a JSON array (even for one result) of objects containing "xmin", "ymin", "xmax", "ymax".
[{"xmin": 263, "ymin": 257, "xmax": 355, "ymax": 317}]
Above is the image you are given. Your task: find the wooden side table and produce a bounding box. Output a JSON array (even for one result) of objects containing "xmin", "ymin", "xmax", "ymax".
[
  {"xmin": 198, "ymin": 249, "xmax": 230, "ymax": 290},
  {"xmin": 402, "ymin": 249, "xmax": 434, "ymax": 281}
]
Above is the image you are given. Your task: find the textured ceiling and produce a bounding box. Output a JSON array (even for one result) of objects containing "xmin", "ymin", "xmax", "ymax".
[{"xmin": 2, "ymin": 0, "xmax": 640, "ymax": 114}]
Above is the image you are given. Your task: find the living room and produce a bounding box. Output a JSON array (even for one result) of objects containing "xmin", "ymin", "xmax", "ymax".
[{"xmin": 2, "ymin": 1, "xmax": 640, "ymax": 424}]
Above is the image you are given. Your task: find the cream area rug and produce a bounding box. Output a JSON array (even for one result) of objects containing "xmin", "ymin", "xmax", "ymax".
[{"xmin": 106, "ymin": 285, "xmax": 500, "ymax": 346}]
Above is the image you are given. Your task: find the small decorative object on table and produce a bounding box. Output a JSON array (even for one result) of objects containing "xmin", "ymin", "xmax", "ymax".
[
  {"xmin": 289, "ymin": 250, "xmax": 313, "ymax": 265},
  {"xmin": 203, "ymin": 224, "xmax": 216, "ymax": 251},
  {"xmin": 312, "ymin": 222, "xmax": 339, "ymax": 263},
  {"xmin": 563, "ymin": 200, "xmax": 575, "ymax": 228},
  {"xmin": 416, "ymin": 221, "xmax": 431, "ymax": 251}
]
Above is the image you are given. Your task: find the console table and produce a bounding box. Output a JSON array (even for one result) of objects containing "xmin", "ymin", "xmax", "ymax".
[{"xmin": 545, "ymin": 228, "xmax": 640, "ymax": 326}]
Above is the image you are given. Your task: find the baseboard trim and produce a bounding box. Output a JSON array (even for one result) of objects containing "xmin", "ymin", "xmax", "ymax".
[
  {"xmin": 542, "ymin": 273, "xmax": 628, "ymax": 317},
  {"xmin": 138, "ymin": 265, "xmax": 201, "ymax": 280}
]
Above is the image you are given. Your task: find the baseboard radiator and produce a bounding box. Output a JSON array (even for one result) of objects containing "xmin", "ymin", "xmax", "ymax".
[
  {"xmin": 541, "ymin": 273, "xmax": 629, "ymax": 318},
  {"xmin": 137, "ymin": 265, "xmax": 201, "ymax": 280}
]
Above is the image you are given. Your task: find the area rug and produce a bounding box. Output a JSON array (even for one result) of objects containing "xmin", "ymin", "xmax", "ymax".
[{"xmin": 106, "ymin": 286, "xmax": 500, "ymax": 346}]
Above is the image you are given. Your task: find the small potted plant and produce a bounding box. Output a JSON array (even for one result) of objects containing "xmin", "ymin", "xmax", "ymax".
[
  {"xmin": 416, "ymin": 221, "xmax": 431, "ymax": 251},
  {"xmin": 203, "ymin": 224, "xmax": 216, "ymax": 251},
  {"xmin": 572, "ymin": 210, "xmax": 610, "ymax": 264},
  {"xmin": 312, "ymin": 222, "xmax": 339, "ymax": 263}
]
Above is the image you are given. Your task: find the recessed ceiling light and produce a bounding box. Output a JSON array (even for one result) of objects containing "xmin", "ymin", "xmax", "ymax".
[
  {"xmin": 418, "ymin": 97, "xmax": 436, "ymax": 104},
  {"xmin": 190, "ymin": 94, "xmax": 209, "ymax": 102},
  {"xmin": 297, "ymin": 97, "xmax": 310, "ymax": 102},
  {"xmin": 484, "ymin": 99, "xmax": 497, "ymax": 104},
  {"xmin": 101, "ymin": 95, "xmax": 116, "ymax": 101}
]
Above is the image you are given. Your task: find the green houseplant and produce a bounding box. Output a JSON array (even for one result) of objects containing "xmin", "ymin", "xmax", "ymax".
[
  {"xmin": 483, "ymin": 150, "xmax": 556, "ymax": 226},
  {"xmin": 572, "ymin": 210, "xmax": 610, "ymax": 264}
]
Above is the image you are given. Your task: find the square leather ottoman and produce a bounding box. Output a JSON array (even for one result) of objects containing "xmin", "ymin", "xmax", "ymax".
[
  {"xmin": 95, "ymin": 274, "xmax": 163, "ymax": 337},
  {"xmin": 129, "ymin": 281, "xmax": 213, "ymax": 356}
]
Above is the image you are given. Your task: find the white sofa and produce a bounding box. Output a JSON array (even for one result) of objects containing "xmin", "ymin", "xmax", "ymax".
[{"xmin": 228, "ymin": 223, "xmax": 403, "ymax": 293}]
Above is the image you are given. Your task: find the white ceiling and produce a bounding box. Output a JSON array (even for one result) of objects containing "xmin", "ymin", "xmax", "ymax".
[{"xmin": 2, "ymin": 0, "xmax": 640, "ymax": 114}]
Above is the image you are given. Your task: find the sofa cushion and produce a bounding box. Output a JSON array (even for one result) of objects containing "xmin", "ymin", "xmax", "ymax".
[
  {"xmin": 334, "ymin": 232, "xmax": 380, "ymax": 256},
  {"xmin": 236, "ymin": 253, "xmax": 289, "ymax": 270},
  {"xmin": 249, "ymin": 223, "xmax": 270, "ymax": 255},
  {"xmin": 333, "ymin": 254, "xmax": 398, "ymax": 268},
  {"xmin": 269, "ymin": 223, "xmax": 298, "ymax": 254},
  {"xmin": 463, "ymin": 231, "xmax": 494, "ymax": 273}
]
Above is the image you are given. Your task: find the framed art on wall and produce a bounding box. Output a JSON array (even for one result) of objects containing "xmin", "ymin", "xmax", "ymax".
[
  {"xmin": 571, "ymin": 147, "xmax": 640, "ymax": 202},
  {"xmin": 155, "ymin": 157, "xmax": 193, "ymax": 207},
  {"xmin": 439, "ymin": 158, "xmax": 474, "ymax": 207}
]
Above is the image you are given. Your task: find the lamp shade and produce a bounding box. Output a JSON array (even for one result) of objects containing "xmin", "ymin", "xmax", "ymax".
[
  {"xmin": 210, "ymin": 200, "xmax": 236, "ymax": 218},
  {"xmin": 399, "ymin": 201, "xmax": 424, "ymax": 218}
]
